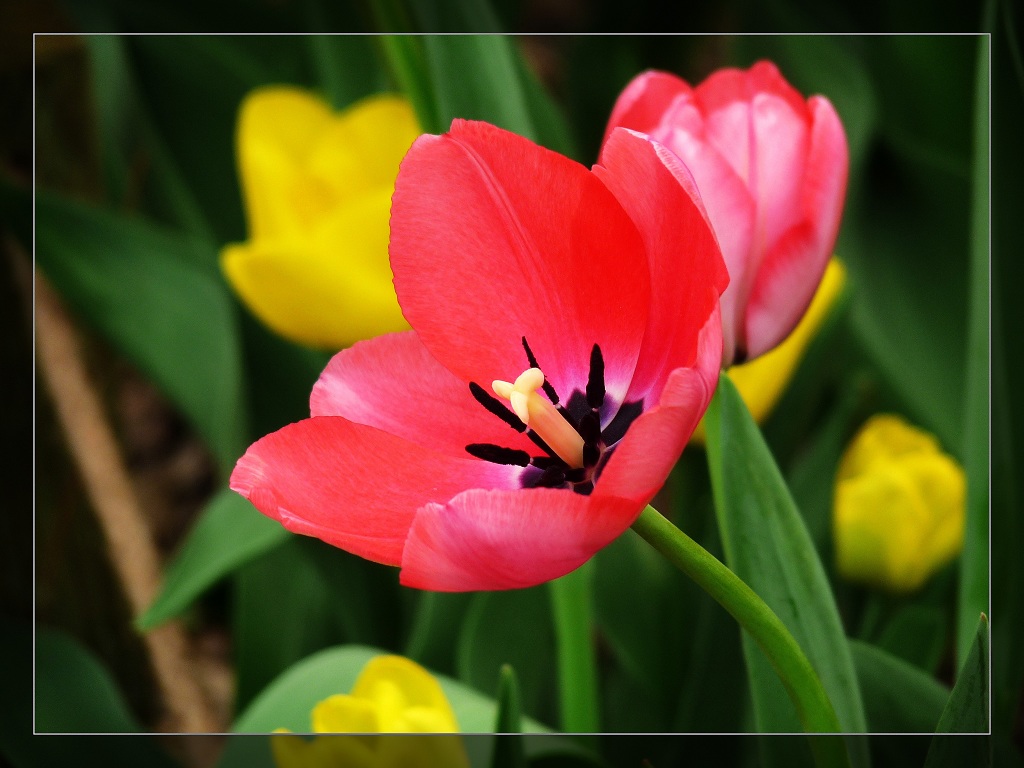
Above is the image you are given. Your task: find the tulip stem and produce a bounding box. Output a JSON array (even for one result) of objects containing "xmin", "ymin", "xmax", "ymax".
[
  {"xmin": 631, "ymin": 505, "xmax": 850, "ymax": 767},
  {"xmin": 548, "ymin": 562, "xmax": 600, "ymax": 735}
]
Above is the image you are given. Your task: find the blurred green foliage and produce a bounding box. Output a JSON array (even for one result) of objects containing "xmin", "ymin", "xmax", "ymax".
[{"xmin": 3, "ymin": 0, "xmax": 1014, "ymax": 766}]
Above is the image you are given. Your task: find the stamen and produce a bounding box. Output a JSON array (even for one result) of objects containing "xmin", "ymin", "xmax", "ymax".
[
  {"xmin": 465, "ymin": 443, "xmax": 532, "ymax": 466},
  {"xmin": 521, "ymin": 336, "xmax": 561, "ymax": 404},
  {"xmin": 469, "ymin": 382, "xmax": 526, "ymax": 433},
  {"xmin": 492, "ymin": 368, "xmax": 585, "ymax": 469},
  {"xmin": 586, "ymin": 344, "xmax": 605, "ymax": 409},
  {"xmin": 534, "ymin": 466, "xmax": 567, "ymax": 488}
]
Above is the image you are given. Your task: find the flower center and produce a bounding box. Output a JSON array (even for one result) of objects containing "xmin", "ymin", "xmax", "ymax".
[
  {"xmin": 492, "ymin": 368, "xmax": 585, "ymax": 469},
  {"xmin": 464, "ymin": 336, "xmax": 644, "ymax": 495}
]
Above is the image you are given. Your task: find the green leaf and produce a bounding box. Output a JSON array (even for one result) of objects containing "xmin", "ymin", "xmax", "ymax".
[
  {"xmin": 230, "ymin": 645, "xmax": 549, "ymax": 734},
  {"xmin": 376, "ymin": 34, "xmax": 442, "ymax": 133},
  {"xmin": 495, "ymin": 665, "xmax": 523, "ymax": 734},
  {"xmin": 214, "ymin": 735, "xmax": 277, "ymax": 768},
  {"xmin": 849, "ymin": 640, "xmax": 949, "ymax": 732},
  {"xmin": 123, "ymin": 35, "xmax": 310, "ymax": 245},
  {"xmin": 957, "ymin": 32, "xmax": 991, "ymax": 668},
  {"xmin": 457, "ymin": 588, "xmax": 557, "ymax": 727},
  {"xmin": 924, "ymin": 615, "xmax": 990, "ymax": 767},
  {"xmin": 593, "ymin": 527, "xmax": 690, "ymax": 720},
  {"xmin": 35, "ymin": 628, "xmax": 144, "ymax": 734},
  {"xmin": 231, "ymin": 537, "xmax": 398, "ymax": 712},
  {"xmin": 136, "ymin": 489, "xmax": 287, "ymax": 630},
  {"xmin": 422, "ymin": 35, "xmax": 536, "ymax": 139},
  {"xmin": 0, "ymin": 623, "xmax": 176, "ymax": 766},
  {"xmin": 492, "ymin": 666, "xmax": 527, "ymax": 768},
  {"xmin": 876, "ymin": 604, "xmax": 947, "ymax": 674},
  {"xmin": 34, "ymin": 189, "xmax": 247, "ymax": 474},
  {"xmin": 403, "ymin": 591, "xmax": 474, "ymax": 675},
  {"xmin": 548, "ymin": 564, "xmax": 599, "ymax": 733},
  {"xmin": 936, "ymin": 615, "xmax": 990, "ymax": 735},
  {"xmin": 705, "ymin": 376, "xmax": 868, "ymax": 760},
  {"xmin": 82, "ymin": 33, "xmax": 216, "ymax": 244},
  {"xmin": 303, "ymin": 33, "xmax": 386, "ymax": 110}
]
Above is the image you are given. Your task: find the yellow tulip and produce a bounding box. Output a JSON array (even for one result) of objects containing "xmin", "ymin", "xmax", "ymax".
[
  {"xmin": 271, "ymin": 655, "xmax": 469, "ymax": 768},
  {"xmin": 693, "ymin": 257, "xmax": 847, "ymax": 441},
  {"xmin": 221, "ymin": 88, "xmax": 420, "ymax": 349},
  {"xmin": 833, "ymin": 414, "xmax": 966, "ymax": 593}
]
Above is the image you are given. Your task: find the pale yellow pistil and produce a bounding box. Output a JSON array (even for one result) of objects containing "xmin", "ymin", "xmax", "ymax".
[{"xmin": 492, "ymin": 368, "xmax": 585, "ymax": 469}]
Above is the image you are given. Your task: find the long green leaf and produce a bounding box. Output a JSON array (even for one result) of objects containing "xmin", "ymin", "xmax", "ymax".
[
  {"xmin": 231, "ymin": 537, "xmax": 399, "ymax": 712},
  {"xmin": 849, "ymin": 640, "xmax": 949, "ymax": 733},
  {"xmin": 35, "ymin": 629, "xmax": 144, "ymax": 734},
  {"xmin": 923, "ymin": 615, "xmax": 990, "ymax": 767},
  {"xmin": 377, "ymin": 34, "xmax": 442, "ymax": 133},
  {"xmin": 456, "ymin": 588, "xmax": 557, "ymax": 726},
  {"xmin": 136, "ymin": 489, "xmax": 287, "ymax": 630},
  {"xmin": 34, "ymin": 189, "xmax": 247, "ymax": 474},
  {"xmin": 548, "ymin": 565, "xmax": 599, "ymax": 733},
  {"xmin": 492, "ymin": 666, "xmax": 527, "ymax": 768},
  {"xmin": 704, "ymin": 376, "xmax": 867, "ymax": 756},
  {"xmin": 937, "ymin": 614, "xmax": 990, "ymax": 735},
  {"xmin": 2, "ymin": 623, "xmax": 178, "ymax": 766},
  {"xmin": 957, "ymin": 32, "xmax": 991, "ymax": 668},
  {"xmin": 422, "ymin": 35, "xmax": 536, "ymax": 139}
]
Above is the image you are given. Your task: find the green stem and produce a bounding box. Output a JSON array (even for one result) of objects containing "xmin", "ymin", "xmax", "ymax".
[
  {"xmin": 631, "ymin": 506, "xmax": 850, "ymax": 766},
  {"xmin": 548, "ymin": 563, "xmax": 600, "ymax": 734}
]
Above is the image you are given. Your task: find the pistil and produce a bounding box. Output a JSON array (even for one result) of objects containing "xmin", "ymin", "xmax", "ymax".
[{"xmin": 492, "ymin": 368, "xmax": 586, "ymax": 469}]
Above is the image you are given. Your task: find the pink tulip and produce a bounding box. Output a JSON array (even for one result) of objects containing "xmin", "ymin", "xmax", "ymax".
[
  {"xmin": 605, "ymin": 61, "xmax": 848, "ymax": 364},
  {"xmin": 231, "ymin": 120, "xmax": 728, "ymax": 591}
]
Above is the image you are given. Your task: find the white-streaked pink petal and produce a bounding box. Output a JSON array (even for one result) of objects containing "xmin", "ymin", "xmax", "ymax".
[
  {"xmin": 399, "ymin": 488, "xmax": 639, "ymax": 591},
  {"xmin": 230, "ymin": 416, "xmax": 521, "ymax": 566},
  {"xmin": 310, "ymin": 330, "xmax": 535, "ymax": 457}
]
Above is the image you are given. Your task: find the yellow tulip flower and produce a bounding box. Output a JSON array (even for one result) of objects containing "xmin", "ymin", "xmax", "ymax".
[
  {"xmin": 833, "ymin": 414, "xmax": 966, "ymax": 593},
  {"xmin": 221, "ymin": 88, "xmax": 420, "ymax": 349},
  {"xmin": 693, "ymin": 257, "xmax": 847, "ymax": 441},
  {"xmin": 271, "ymin": 655, "xmax": 469, "ymax": 768}
]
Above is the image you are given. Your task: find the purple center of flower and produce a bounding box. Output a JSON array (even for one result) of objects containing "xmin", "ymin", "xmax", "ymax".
[{"xmin": 465, "ymin": 337, "xmax": 644, "ymax": 495}]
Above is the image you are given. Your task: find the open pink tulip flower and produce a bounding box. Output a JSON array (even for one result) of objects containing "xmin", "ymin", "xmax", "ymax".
[
  {"xmin": 605, "ymin": 60, "xmax": 848, "ymax": 365},
  {"xmin": 231, "ymin": 120, "xmax": 728, "ymax": 591}
]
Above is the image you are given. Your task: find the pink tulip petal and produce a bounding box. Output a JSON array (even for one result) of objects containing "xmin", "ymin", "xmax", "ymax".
[
  {"xmin": 658, "ymin": 121, "xmax": 755, "ymax": 364},
  {"xmin": 390, "ymin": 120, "xmax": 650, "ymax": 407},
  {"xmin": 399, "ymin": 488, "xmax": 639, "ymax": 591},
  {"xmin": 592, "ymin": 128, "xmax": 727, "ymax": 404},
  {"xmin": 745, "ymin": 97, "xmax": 847, "ymax": 359},
  {"xmin": 230, "ymin": 417, "xmax": 521, "ymax": 566},
  {"xmin": 751, "ymin": 90, "xmax": 810, "ymax": 252},
  {"xmin": 594, "ymin": 310, "xmax": 721, "ymax": 505},
  {"xmin": 603, "ymin": 70, "xmax": 692, "ymax": 142},
  {"xmin": 804, "ymin": 96, "xmax": 849, "ymax": 258},
  {"xmin": 311, "ymin": 331, "xmax": 535, "ymax": 457},
  {"xmin": 693, "ymin": 68, "xmax": 756, "ymax": 186}
]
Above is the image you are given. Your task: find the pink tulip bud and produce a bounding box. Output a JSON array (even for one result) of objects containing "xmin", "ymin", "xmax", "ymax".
[{"xmin": 604, "ymin": 61, "xmax": 849, "ymax": 365}]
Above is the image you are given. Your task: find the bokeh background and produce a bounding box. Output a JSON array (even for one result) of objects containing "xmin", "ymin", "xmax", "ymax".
[{"xmin": 1, "ymin": 2, "xmax": 1020, "ymax": 767}]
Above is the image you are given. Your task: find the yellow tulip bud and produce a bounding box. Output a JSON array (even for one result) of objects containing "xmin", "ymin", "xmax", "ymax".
[
  {"xmin": 271, "ymin": 655, "xmax": 469, "ymax": 768},
  {"xmin": 221, "ymin": 88, "xmax": 420, "ymax": 349},
  {"xmin": 833, "ymin": 414, "xmax": 965, "ymax": 593}
]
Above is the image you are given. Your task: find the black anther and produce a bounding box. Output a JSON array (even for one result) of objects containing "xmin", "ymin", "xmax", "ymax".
[
  {"xmin": 530, "ymin": 456, "xmax": 561, "ymax": 470},
  {"xmin": 534, "ymin": 466, "xmax": 567, "ymax": 488},
  {"xmin": 521, "ymin": 336, "xmax": 561, "ymax": 404},
  {"xmin": 586, "ymin": 344, "xmax": 605, "ymax": 409},
  {"xmin": 578, "ymin": 412, "xmax": 601, "ymax": 444},
  {"xmin": 526, "ymin": 430, "xmax": 559, "ymax": 460},
  {"xmin": 465, "ymin": 443, "xmax": 531, "ymax": 466},
  {"xmin": 469, "ymin": 382, "xmax": 526, "ymax": 433}
]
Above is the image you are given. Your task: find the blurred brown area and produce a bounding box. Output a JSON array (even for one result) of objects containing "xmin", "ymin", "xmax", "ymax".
[{"xmin": 2, "ymin": 3, "xmax": 234, "ymax": 735}]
